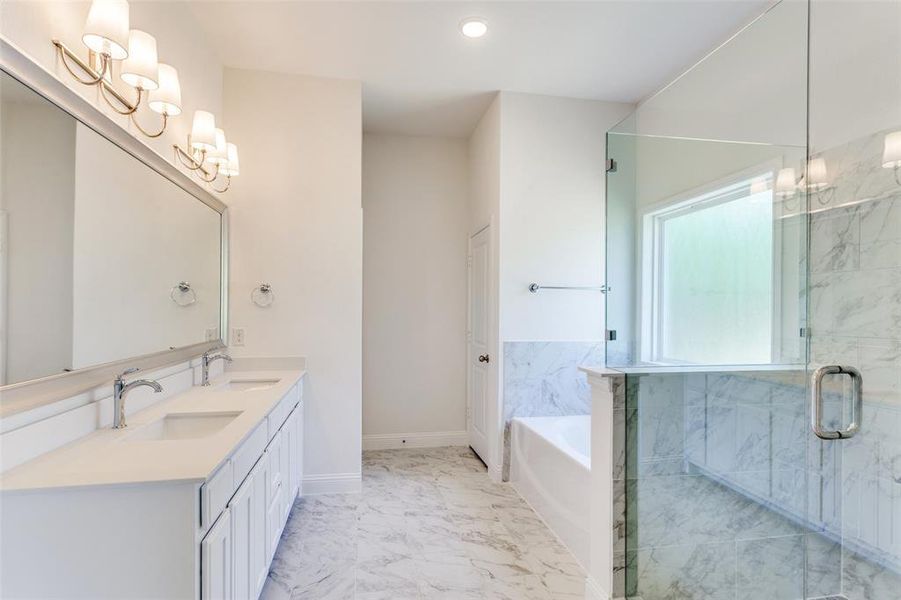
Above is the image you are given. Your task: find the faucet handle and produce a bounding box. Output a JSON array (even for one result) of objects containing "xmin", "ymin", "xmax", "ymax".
[{"xmin": 117, "ymin": 367, "xmax": 140, "ymax": 380}]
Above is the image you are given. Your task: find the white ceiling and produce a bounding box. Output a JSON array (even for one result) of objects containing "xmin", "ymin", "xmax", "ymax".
[{"xmin": 190, "ymin": 1, "xmax": 772, "ymax": 138}]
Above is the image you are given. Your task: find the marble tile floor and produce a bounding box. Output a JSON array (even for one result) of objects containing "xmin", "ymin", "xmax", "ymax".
[{"xmin": 260, "ymin": 446, "xmax": 586, "ymax": 600}]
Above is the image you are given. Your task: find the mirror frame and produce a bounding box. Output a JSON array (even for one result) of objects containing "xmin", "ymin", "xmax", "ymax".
[{"xmin": 0, "ymin": 38, "xmax": 228, "ymax": 417}]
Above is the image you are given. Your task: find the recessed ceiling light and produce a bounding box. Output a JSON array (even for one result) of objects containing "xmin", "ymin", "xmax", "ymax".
[{"xmin": 460, "ymin": 18, "xmax": 488, "ymax": 39}]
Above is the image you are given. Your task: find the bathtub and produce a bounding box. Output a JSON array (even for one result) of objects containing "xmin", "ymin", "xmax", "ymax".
[{"xmin": 509, "ymin": 415, "xmax": 590, "ymax": 568}]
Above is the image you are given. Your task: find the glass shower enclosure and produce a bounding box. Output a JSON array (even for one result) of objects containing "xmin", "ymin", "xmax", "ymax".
[{"xmin": 605, "ymin": 1, "xmax": 901, "ymax": 598}]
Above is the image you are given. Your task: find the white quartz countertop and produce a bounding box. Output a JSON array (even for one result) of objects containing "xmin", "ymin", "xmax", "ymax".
[{"xmin": 0, "ymin": 369, "xmax": 305, "ymax": 493}]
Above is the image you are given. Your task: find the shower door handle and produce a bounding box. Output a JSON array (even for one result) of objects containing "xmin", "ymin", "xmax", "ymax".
[{"xmin": 811, "ymin": 365, "xmax": 863, "ymax": 440}]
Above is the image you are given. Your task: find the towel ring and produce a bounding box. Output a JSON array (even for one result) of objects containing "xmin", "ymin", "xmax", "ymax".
[
  {"xmin": 251, "ymin": 283, "xmax": 274, "ymax": 307},
  {"xmin": 170, "ymin": 281, "xmax": 196, "ymax": 306}
]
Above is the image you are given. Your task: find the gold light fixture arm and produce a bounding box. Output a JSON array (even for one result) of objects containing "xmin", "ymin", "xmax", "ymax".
[
  {"xmin": 99, "ymin": 82, "xmax": 142, "ymax": 115},
  {"xmin": 130, "ymin": 112, "xmax": 168, "ymax": 138},
  {"xmin": 211, "ymin": 175, "xmax": 231, "ymax": 194},
  {"xmin": 54, "ymin": 40, "xmax": 109, "ymax": 85},
  {"xmin": 197, "ymin": 162, "xmax": 220, "ymax": 183},
  {"xmin": 174, "ymin": 145, "xmax": 208, "ymax": 171}
]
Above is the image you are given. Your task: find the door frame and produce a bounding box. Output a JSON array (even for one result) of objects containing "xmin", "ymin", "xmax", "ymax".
[{"xmin": 466, "ymin": 218, "xmax": 501, "ymax": 480}]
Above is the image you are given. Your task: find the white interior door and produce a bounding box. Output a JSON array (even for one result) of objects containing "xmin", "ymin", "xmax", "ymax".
[{"xmin": 467, "ymin": 226, "xmax": 491, "ymax": 463}]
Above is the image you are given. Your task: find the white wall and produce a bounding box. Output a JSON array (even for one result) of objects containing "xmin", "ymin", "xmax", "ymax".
[
  {"xmin": 498, "ymin": 93, "xmax": 633, "ymax": 342},
  {"xmin": 0, "ymin": 100, "xmax": 75, "ymax": 384},
  {"xmin": 361, "ymin": 134, "xmax": 469, "ymax": 444},
  {"xmin": 223, "ymin": 68, "xmax": 362, "ymax": 492},
  {"xmin": 464, "ymin": 92, "xmax": 631, "ymax": 476},
  {"xmin": 1, "ymin": 0, "xmax": 224, "ymax": 181}
]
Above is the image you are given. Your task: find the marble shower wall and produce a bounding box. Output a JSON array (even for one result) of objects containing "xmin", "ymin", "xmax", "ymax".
[
  {"xmin": 808, "ymin": 126, "xmax": 901, "ymax": 406},
  {"xmin": 501, "ymin": 341, "xmax": 603, "ymax": 477},
  {"xmin": 625, "ymin": 370, "xmax": 901, "ymax": 600}
]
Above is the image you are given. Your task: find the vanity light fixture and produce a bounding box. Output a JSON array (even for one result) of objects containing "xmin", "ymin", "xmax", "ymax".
[
  {"xmin": 53, "ymin": 0, "xmax": 181, "ymax": 138},
  {"xmin": 775, "ymin": 167, "xmax": 798, "ymax": 199},
  {"xmin": 883, "ymin": 131, "xmax": 901, "ymax": 185},
  {"xmin": 803, "ymin": 156, "xmax": 834, "ymax": 205},
  {"xmin": 174, "ymin": 112, "xmax": 239, "ymax": 193},
  {"xmin": 776, "ymin": 156, "xmax": 834, "ymax": 209},
  {"xmin": 460, "ymin": 18, "xmax": 489, "ymax": 38}
]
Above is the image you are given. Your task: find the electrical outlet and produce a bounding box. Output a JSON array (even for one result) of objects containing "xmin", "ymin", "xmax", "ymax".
[
  {"xmin": 231, "ymin": 327, "xmax": 245, "ymax": 346},
  {"xmin": 205, "ymin": 327, "xmax": 218, "ymax": 341}
]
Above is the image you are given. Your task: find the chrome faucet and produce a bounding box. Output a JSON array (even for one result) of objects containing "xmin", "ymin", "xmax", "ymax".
[
  {"xmin": 113, "ymin": 368, "xmax": 163, "ymax": 429},
  {"xmin": 201, "ymin": 350, "xmax": 232, "ymax": 386}
]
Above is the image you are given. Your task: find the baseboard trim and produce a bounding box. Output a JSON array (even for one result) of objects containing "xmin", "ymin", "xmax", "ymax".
[
  {"xmin": 362, "ymin": 430, "xmax": 469, "ymax": 451},
  {"xmin": 301, "ymin": 472, "xmax": 361, "ymax": 495},
  {"xmin": 584, "ymin": 576, "xmax": 609, "ymax": 600}
]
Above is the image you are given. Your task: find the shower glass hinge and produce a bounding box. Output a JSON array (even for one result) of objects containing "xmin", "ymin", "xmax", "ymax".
[
  {"xmin": 606, "ymin": 329, "xmax": 617, "ymax": 341},
  {"xmin": 606, "ymin": 158, "xmax": 617, "ymax": 173}
]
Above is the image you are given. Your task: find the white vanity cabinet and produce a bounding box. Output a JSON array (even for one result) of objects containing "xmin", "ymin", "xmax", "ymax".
[
  {"xmin": 202, "ymin": 386, "xmax": 304, "ymax": 600},
  {"xmin": 0, "ymin": 374, "xmax": 305, "ymax": 600}
]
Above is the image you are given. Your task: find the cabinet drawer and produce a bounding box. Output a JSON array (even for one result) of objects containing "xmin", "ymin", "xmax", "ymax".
[
  {"xmin": 267, "ymin": 385, "xmax": 301, "ymax": 440},
  {"xmin": 201, "ymin": 460, "xmax": 234, "ymax": 529},
  {"xmin": 232, "ymin": 422, "xmax": 267, "ymax": 489}
]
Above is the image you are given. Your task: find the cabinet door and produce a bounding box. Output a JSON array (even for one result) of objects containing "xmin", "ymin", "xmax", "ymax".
[
  {"xmin": 252, "ymin": 455, "xmax": 270, "ymax": 598},
  {"xmin": 202, "ymin": 509, "xmax": 232, "ymax": 600},
  {"xmin": 291, "ymin": 405, "xmax": 304, "ymax": 498},
  {"xmin": 266, "ymin": 483, "xmax": 283, "ymax": 564},
  {"xmin": 230, "ymin": 460, "xmax": 265, "ymax": 600},
  {"xmin": 280, "ymin": 414, "xmax": 294, "ymax": 521},
  {"xmin": 265, "ymin": 433, "xmax": 284, "ymax": 564}
]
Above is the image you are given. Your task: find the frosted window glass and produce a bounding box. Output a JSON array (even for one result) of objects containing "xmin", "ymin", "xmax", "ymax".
[{"xmin": 657, "ymin": 190, "xmax": 773, "ymax": 364}]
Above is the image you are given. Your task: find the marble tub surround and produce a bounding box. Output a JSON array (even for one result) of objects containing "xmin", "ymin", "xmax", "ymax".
[
  {"xmin": 260, "ymin": 446, "xmax": 586, "ymax": 599},
  {"xmin": 0, "ymin": 367, "xmax": 306, "ymax": 491},
  {"xmin": 502, "ymin": 341, "xmax": 603, "ymax": 477}
]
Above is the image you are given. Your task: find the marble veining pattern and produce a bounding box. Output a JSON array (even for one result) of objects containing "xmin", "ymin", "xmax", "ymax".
[
  {"xmin": 261, "ymin": 447, "xmax": 586, "ymax": 599},
  {"xmin": 502, "ymin": 341, "xmax": 603, "ymax": 476},
  {"xmin": 625, "ymin": 371, "xmax": 901, "ymax": 599}
]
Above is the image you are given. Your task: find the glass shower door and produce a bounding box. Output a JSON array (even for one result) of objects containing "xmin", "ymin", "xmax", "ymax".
[
  {"xmin": 807, "ymin": 1, "xmax": 901, "ymax": 597},
  {"xmin": 606, "ymin": 1, "xmax": 901, "ymax": 597}
]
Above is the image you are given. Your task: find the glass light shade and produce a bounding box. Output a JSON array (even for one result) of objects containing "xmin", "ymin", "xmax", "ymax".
[
  {"xmin": 806, "ymin": 157, "xmax": 829, "ymax": 190},
  {"xmin": 883, "ymin": 131, "xmax": 901, "ymax": 169},
  {"xmin": 208, "ymin": 129, "xmax": 229, "ymax": 165},
  {"xmin": 82, "ymin": 0, "xmax": 129, "ymax": 60},
  {"xmin": 190, "ymin": 110, "xmax": 217, "ymax": 151},
  {"xmin": 775, "ymin": 167, "xmax": 797, "ymax": 197},
  {"xmin": 148, "ymin": 63, "xmax": 181, "ymax": 115},
  {"xmin": 220, "ymin": 143, "xmax": 240, "ymax": 176},
  {"xmin": 120, "ymin": 30, "xmax": 158, "ymax": 90}
]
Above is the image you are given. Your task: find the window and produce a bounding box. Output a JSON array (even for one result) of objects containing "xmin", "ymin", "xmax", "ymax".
[{"xmin": 641, "ymin": 174, "xmax": 775, "ymax": 365}]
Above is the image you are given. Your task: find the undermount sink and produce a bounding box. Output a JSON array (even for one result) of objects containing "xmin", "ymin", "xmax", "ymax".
[
  {"xmin": 218, "ymin": 378, "xmax": 280, "ymax": 392},
  {"xmin": 125, "ymin": 411, "xmax": 242, "ymax": 441}
]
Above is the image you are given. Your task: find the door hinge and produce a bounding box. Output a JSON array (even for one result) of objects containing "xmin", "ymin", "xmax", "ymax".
[
  {"xmin": 606, "ymin": 329, "xmax": 617, "ymax": 341},
  {"xmin": 606, "ymin": 158, "xmax": 617, "ymax": 173}
]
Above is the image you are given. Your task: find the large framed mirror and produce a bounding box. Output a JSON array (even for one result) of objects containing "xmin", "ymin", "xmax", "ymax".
[{"xmin": 0, "ymin": 47, "xmax": 227, "ymax": 415}]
